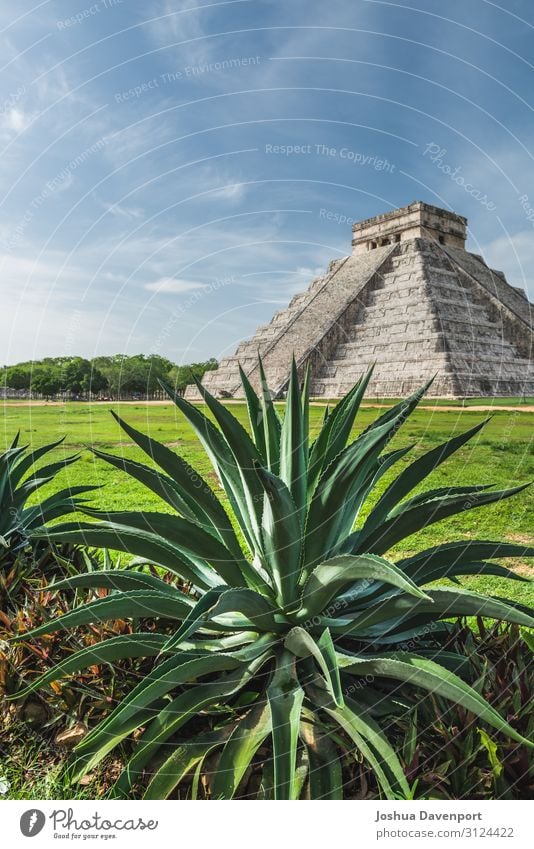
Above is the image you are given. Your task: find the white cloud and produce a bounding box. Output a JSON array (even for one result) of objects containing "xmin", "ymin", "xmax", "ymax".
[
  {"xmin": 102, "ymin": 201, "xmax": 145, "ymax": 221},
  {"xmin": 147, "ymin": 0, "xmax": 216, "ymax": 69},
  {"xmin": 1, "ymin": 107, "xmax": 28, "ymax": 132},
  {"xmin": 144, "ymin": 277, "xmax": 207, "ymax": 293},
  {"xmin": 0, "ymin": 251, "xmax": 85, "ymax": 294},
  {"xmin": 208, "ymin": 181, "xmax": 247, "ymax": 201}
]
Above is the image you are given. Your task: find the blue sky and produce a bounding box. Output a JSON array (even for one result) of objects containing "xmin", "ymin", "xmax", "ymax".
[{"xmin": 1, "ymin": 0, "xmax": 532, "ymax": 365}]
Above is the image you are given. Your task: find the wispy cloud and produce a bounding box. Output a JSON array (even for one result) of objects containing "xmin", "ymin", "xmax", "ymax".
[
  {"xmin": 0, "ymin": 107, "xmax": 28, "ymax": 133},
  {"xmin": 144, "ymin": 277, "xmax": 208, "ymax": 293},
  {"xmin": 208, "ymin": 180, "xmax": 248, "ymax": 201},
  {"xmin": 147, "ymin": 0, "xmax": 219, "ymax": 69},
  {"xmin": 101, "ymin": 201, "xmax": 145, "ymax": 221}
]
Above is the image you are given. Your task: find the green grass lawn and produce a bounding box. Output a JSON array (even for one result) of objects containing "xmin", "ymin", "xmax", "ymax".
[{"xmin": 2, "ymin": 398, "xmax": 533, "ymax": 604}]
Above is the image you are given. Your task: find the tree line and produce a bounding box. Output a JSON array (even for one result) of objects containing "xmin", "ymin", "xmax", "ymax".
[{"xmin": 0, "ymin": 354, "xmax": 218, "ymax": 399}]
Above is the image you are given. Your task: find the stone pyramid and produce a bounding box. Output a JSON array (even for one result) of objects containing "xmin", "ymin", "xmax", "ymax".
[{"xmin": 186, "ymin": 202, "xmax": 534, "ymax": 399}]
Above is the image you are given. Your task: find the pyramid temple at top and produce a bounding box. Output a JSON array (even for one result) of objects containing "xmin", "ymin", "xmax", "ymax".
[{"xmin": 186, "ymin": 201, "xmax": 534, "ymax": 399}]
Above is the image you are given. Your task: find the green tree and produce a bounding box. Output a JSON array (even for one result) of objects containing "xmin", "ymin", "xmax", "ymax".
[
  {"xmin": 4, "ymin": 366, "xmax": 31, "ymax": 389},
  {"xmin": 81, "ymin": 367, "xmax": 107, "ymax": 396},
  {"xmin": 32, "ymin": 369, "xmax": 61, "ymax": 399},
  {"xmin": 168, "ymin": 358, "xmax": 218, "ymax": 391},
  {"xmin": 63, "ymin": 358, "xmax": 92, "ymax": 394}
]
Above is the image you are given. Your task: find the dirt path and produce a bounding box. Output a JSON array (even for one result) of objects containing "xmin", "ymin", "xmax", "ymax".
[{"xmin": 2, "ymin": 400, "xmax": 534, "ymax": 412}]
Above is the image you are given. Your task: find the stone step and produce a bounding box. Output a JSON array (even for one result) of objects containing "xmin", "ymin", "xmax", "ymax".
[
  {"xmin": 448, "ymin": 357, "xmax": 533, "ymax": 377},
  {"xmin": 333, "ymin": 337, "xmax": 517, "ymax": 360},
  {"xmin": 356, "ymin": 303, "xmax": 436, "ymax": 323},
  {"xmin": 361, "ymin": 287, "xmax": 491, "ymax": 318},
  {"xmin": 453, "ymin": 375, "xmax": 534, "ymax": 391},
  {"xmin": 438, "ymin": 318, "xmax": 510, "ymax": 335},
  {"xmin": 446, "ymin": 339, "xmax": 517, "ymax": 356},
  {"xmin": 319, "ymin": 353, "xmax": 451, "ymax": 376},
  {"xmin": 343, "ymin": 310, "xmax": 498, "ymax": 339},
  {"xmin": 357, "ymin": 296, "xmax": 492, "ymax": 327},
  {"xmin": 310, "ymin": 370, "xmax": 457, "ymax": 398},
  {"xmin": 340, "ymin": 310, "xmax": 500, "ymax": 339},
  {"xmin": 326, "ymin": 312, "xmax": 519, "ymax": 356},
  {"xmin": 377, "ymin": 277, "xmax": 490, "ymax": 307}
]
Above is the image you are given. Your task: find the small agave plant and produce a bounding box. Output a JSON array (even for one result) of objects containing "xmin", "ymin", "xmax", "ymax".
[
  {"xmin": 0, "ymin": 434, "xmax": 95, "ymax": 603},
  {"xmin": 12, "ymin": 363, "xmax": 534, "ymax": 799}
]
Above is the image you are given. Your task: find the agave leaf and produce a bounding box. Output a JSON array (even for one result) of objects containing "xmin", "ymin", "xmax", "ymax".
[
  {"xmin": 303, "ymin": 408, "xmax": 415, "ymax": 572},
  {"xmin": 336, "ymin": 651, "xmax": 533, "ymax": 747},
  {"xmin": 408, "ymin": 649, "xmax": 473, "ymax": 676},
  {"xmin": 305, "ymin": 677, "xmax": 398, "ymax": 799},
  {"xmin": 257, "ymin": 356, "xmax": 282, "ymax": 475},
  {"xmin": 254, "ymin": 462, "xmax": 302, "ymax": 605},
  {"xmin": 190, "ymin": 375, "xmax": 265, "ymax": 523},
  {"xmin": 72, "ymin": 652, "xmax": 244, "ymax": 780},
  {"xmin": 91, "ymin": 448, "xmax": 199, "ymax": 518},
  {"xmin": 113, "ymin": 651, "xmax": 272, "ymax": 798},
  {"xmin": 300, "ymin": 711, "xmax": 343, "ymax": 800},
  {"xmin": 8, "ymin": 437, "xmax": 67, "ymax": 487},
  {"xmin": 31, "ymin": 523, "xmax": 218, "ymax": 589},
  {"xmin": 163, "ymin": 587, "xmax": 280, "ymax": 652},
  {"xmin": 11, "ymin": 456, "xmax": 80, "ymax": 502},
  {"xmin": 326, "ymin": 366, "xmax": 374, "ymax": 452},
  {"xmin": 326, "ymin": 698, "xmax": 410, "ymax": 799},
  {"xmin": 142, "ymin": 726, "xmax": 231, "ymax": 801},
  {"xmin": 333, "ymin": 446, "xmax": 416, "ymax": 568},
  {"xmin": 362, "ymin": 377, "xmax": 434, "ymax": 436},
  {"xmin": 22, "ymin": 486, "xmax": 98, "ymax": 527},
  {"xmin": 161, "ymin": 587, "xmax": 227, "ymax": 652},
  {"xmin": 297, "ymin": 553, "xmax": 429, "ymax": 621},
  {"xmin": 280, "ymin": 358, "xmax": 307, "ymax": 522},
  {"xmin": 110, "ymin": 412, "xmax": 243, "ymax": 558},
  {"xmin": 398, "ymin": 540, "xmax": 534, "ymax": 578},
  {"xmin": 185, "ymin": 381, "xmax": 261, "ymax": 492},
  {"xmin": 307, "ymin": 367, "xmax": 374, "ymax": 497},
  {"xmin": 334, "ymin": 587, "xmax": 534, "ymax": 636},
  {"xmin": 159, "ymin": 379, "xmax": 261, "ymax": 553},
  {"xmin": 209, "ymin": 587, "xmax": 280, "ymax": 631},
  {"xmin": 10, "ymin": 590, "xmax": 193, "ymax": 641},
  {"xmin": 355, "ymin": 483, "xmax": 531, "ymax": 555},
  {"xmin": 405, "ymin": 559, "xmax": 530, "ymax": 586},
  {"xmin": 285, "ymin": 627, "xmax": 343, "ymax": 707},
  {"xmin": 387, "ymin": 484, "xmax": 494, "ymax": 516},
  {"xmin": 267, "ymin": 651, "xmax": 305, "ymax": 800},
  {"xmin": 11, "ymin": 633, "xmax": 169, "ymax": 698},
  {"xmin": 239, "ymin": 364, "xmax": 267, "ymax": 461},
  {"xmin": 81, "ymin": 509, "xmax": 250, "ymax": 589},
  {"xmin": 363, "ymin": 419, "xmax": 489, "ymax": 533},
  {"xmin": 301, "ymin": 361, "xmax": 311, "ymax": 461},
  {"xmin": 47, "ymin": 569, "xmax": 193, "ymax": 598},
  {"xmin": 211, "ymin": 700, "xmax": 272, "ymax": 799}
]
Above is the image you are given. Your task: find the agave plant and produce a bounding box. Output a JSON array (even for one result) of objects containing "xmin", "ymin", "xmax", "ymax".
[
  {"xmin": 11, "ymin": 363, "xmax": 534, "ymax": 799},
  {"xmin": 0, "ymin": 434, "xmax": 95, "ymax": 602}
]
